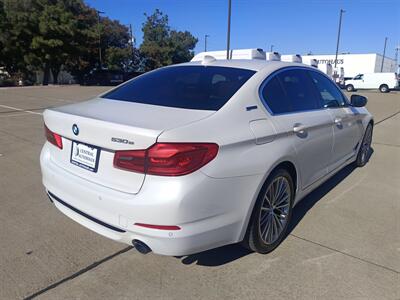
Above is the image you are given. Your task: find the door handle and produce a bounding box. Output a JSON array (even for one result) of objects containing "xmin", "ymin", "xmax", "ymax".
[{"xmin": 293, "ymin": 124, "xmax": 307, "ymax": 134}]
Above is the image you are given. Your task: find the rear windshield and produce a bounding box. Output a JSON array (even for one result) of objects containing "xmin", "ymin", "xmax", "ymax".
[{"xmin": 102, "ymin": 66, "xmax": 256, "ymax": 110}]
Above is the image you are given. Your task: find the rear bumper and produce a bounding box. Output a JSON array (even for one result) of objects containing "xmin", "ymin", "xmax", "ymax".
[{"xmin": 40, "ymin": 144, "xmax": 262, "ymax": 256}]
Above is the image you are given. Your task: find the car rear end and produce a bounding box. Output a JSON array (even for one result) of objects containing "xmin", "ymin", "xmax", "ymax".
[{"xmin": 40, "ymin": 64, "xmax": 259, "ymax": 255}]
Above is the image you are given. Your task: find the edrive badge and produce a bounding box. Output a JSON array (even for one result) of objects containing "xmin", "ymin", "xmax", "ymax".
[{"xmin": 72, "ymin": 124, "xmax": 79, "ymax": 136}]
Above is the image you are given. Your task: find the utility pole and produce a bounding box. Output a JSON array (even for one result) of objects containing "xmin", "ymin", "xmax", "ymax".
[
  {"xmin": 270, "ymin": 45, "xmax": 274, "ymax": 52},
  {"xmin": 380, "ymin": 37, "xmax": 388, "ymax": 72},
  {"xmin": 97, "ymin": 10, "xmax": 105, "ymax": 69},
  {"xmin": 395, "ymin": 45, "xmax": 400, "ymax": 74},
  {"xmin": 334, "ymin": 9, "xmax": 345, "ymax": 69},
  {"xmin": 204, "ymin": 34, "xmax": 209, "ymax": 52},
  {"xmin": 129, "ymin": 24, "xmax": 135, "ymax": 68},
  {"xmin": 226, "ymin": 0, "xmax": 232, "ymax": 59}
]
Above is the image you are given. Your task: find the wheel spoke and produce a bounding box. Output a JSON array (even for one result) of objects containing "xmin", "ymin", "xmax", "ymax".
[
  {"xmin": 275, "ymin": 202, "xmax": 290, "ymax": 210},
  {"xmin": 275, "ymin": 193, "xmax": 289, "ymax": 207},
  {"xmin": 259, "ymin": 176, "xmax": 291, "ymax": 245},
  {"xmin": 273, "ymin": 213, "xmax": 283, "ymax": 231},
  {"xmin": 262, "ymin": 214, "xmax": 272, "ymax": 241}
]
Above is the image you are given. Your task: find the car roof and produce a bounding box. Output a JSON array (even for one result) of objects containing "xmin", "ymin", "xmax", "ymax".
[{"xmin": 178, "ymin": 59, "xmax": 311, "ymax": 72}]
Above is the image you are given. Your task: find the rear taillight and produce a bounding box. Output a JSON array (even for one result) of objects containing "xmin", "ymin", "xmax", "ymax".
[
  {"xmin": 44, "ymin": 124, "xmax": 63, "ymax": 149},
  {"xmin": 114, "ymin": 143, "xmax": 218, "ymax": 176}
]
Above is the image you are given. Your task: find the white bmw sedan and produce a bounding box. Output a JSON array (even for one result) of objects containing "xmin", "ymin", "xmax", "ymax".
[{"xmin": 40, "ymin": 59, "xmax": 373, "ymax": 255}]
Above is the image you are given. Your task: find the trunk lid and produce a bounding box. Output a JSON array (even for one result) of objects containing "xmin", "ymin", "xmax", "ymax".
[{"xmin": 43, "ymin": 98, "xmax": 214, "ymax": 194}]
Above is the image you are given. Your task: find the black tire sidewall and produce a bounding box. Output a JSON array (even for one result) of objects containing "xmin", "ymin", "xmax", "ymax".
[
  {"xmin": 379, "ymin": 85, "xmax": 389, "ymax": 93},
  {"xmin": 356, "ymin": 124, "xmax": 373, "ymax": 167},
  {"xmin": 346, "ymin": 85, "xmax": 354, "ymax": 92},
  {"xmin": 246, "ymin": 168, "xmax": 295, "ymax": 254}
]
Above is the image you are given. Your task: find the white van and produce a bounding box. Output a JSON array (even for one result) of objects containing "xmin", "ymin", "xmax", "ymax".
[{"xmin": 345, "ymin": 73, "xmax": 399, "ymax": 93}]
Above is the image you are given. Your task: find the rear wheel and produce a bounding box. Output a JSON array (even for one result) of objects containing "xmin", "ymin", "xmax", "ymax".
[
  {"xmin": 379, "ymin": 84, "xmax": 389, "ymax": 93},
  {"xmin": 355, "ymin": 124, "xmax": 373, "ymax": 167},
  {"xmin": 346, "ymin": 84, "xmax": 354, "ymax": 92},
  {"xmin": 244, "ymin": 168, "xmax": 294, "ymax": 254}
]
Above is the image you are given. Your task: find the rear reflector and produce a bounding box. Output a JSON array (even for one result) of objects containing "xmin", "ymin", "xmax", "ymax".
[
  {"xmin": 44, "ymin": 124, "xmax": 63, "ymax": 149},
  {"xmin": 134, "ymin": 223, "xmax": 181, "ymax": 231},
  {"xmin": 114, "ymin": 142, "xmax": 218, "ymax": 176}
]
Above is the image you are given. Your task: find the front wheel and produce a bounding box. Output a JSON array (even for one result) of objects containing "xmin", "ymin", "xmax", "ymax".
[
  {"xmin": 346, "ymin": 84, "xmax": 354, "ymax": 92},
  {"xmin": 355, "ymin": 124, "xmax": 373, "ymax": 167},
  {"xmin": 243, "ymin": 168, "xmax": 294, "ymax": 254},
  {"xmin": 379, "ymin": 84, "xmax": 389, "ymax": 93}
]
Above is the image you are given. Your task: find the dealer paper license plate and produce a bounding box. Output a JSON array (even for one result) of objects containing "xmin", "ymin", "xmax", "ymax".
[{"xmin": 70, "ymin": 141, "xmax": 100, "ymax": 172}]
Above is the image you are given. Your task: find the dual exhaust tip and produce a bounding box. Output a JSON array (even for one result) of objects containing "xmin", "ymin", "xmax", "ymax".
[{"xmin": 132, "ymin": 239, "xmax": 152, "ymax": 254}]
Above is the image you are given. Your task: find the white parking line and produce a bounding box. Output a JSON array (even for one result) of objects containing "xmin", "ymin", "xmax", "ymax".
[
  {"xmin": 0, "ymin": 112, "xmax": 37, "ymax": 118},
  {"xmin": 0, "ymin": 104, "xmax": 42, "ymax": 115}
]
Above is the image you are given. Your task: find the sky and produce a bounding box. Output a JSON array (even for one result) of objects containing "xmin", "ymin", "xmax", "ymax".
[{"xmin": 86, "ymin": 0, "xmax": 400, "ymax": 59}]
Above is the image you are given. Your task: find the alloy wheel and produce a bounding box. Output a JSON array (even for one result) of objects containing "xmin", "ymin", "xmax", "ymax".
[{"xmin": 258, "ymin": 176, "xmax": 291, "ymax": 244}]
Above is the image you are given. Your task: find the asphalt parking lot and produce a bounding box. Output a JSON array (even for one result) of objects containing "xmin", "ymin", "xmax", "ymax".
[{"xmin": 0, "ymin": 86, "xmax": 399, "ymax": 300}]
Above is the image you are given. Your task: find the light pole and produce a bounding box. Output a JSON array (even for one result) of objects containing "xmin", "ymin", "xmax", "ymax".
[
  {"xmin": 226, "ymin": 0, "xmax": 232, "ymax": 59},
  {"xmin": 129, "ymin": 24, "xmax": 135, "ymax": 69},
  {"xmin": 395, "ymin": 45, "xmax": 400, "ymax": 74},
  {"xmin": 334, "ymin": 9, "xmax": 345, "ymax": 69},
  {"xmin": 97, "ymin": 10, "xmax": 105, "ymax": 69},
  {"xmin": 380, "ymin": 37, "xmax": 388, "ymax": 72},
  {"xmin": 270, "ymin": 45, "xmax": 274, "ymax": 52},
  {"xmin": 204, "ymin": 34, "xmax": 209, "ymax": 52}
]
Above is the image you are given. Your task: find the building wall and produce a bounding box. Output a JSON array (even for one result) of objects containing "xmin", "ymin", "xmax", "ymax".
[
  {"xmin": 374, "ymin": 54, "xmax": 398, "ymax": 73},
  {"xmin": 302, "ymin": 53, "xmax": 396, "ymax": 77}
]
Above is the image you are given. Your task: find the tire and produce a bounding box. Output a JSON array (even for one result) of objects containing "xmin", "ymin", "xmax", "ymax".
[
  {"xmin": 346, "ymin": 84, "xmax": 354, "ymax": 92},
  {"xmin": 243, "ymin": 168, "xmax": 294, "ymax": 254},
  {"xmin": 379, "ymin": 84, "xmax": 389, "ymax": 93},
  {"xmin": 355, "ymin": 124, "xmax": 373, "ymax": 167}
]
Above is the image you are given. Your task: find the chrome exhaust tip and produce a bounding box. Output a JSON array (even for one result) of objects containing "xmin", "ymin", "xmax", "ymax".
[{"xmin": 132, "ymin": 239, "xmax": 152, "ymax": 254}]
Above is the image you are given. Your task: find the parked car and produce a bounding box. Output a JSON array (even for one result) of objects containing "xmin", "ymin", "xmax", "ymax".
[
  {"xmin": 345, "ymin": 72, "xmax": 399, "ymax": 93},
  {"xmin": 82, "ymin": 69, "xmax": 124, "ymax": 86},
  {"xmin": 40, "ymin": 59, "xmax": 373, "ymax": 256}
]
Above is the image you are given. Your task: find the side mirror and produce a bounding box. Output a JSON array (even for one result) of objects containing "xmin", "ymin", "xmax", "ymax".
[{"xmin": 351, "ymin": 94, "xmax": 367, "ymax": 107}]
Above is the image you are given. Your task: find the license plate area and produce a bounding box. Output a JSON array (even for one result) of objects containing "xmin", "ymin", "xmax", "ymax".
[{"xmin": 70, "ymin": 141, "xmax": 101, "ymax": 173}]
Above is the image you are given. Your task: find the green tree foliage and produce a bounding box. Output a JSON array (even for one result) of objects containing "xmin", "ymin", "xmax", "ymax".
[
  {"xmin": 0, "ymin": 0, "xmax": 133, "ymax": 84},
  {"xmin": 140, "ymin": 9, "xmax": 197, "ymax": 71},
  {"xmin": 105, "ymin": 46, "xmax": 131, "ymax": 71},
  {"xmin": 0, "ymin": 3, "xmax": 197, "ymax": 84},
  {"xmin": 0, "ymin": 0, "xmax": 38, "ymax": 81}
]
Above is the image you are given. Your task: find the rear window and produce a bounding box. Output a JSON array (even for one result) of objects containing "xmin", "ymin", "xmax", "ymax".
[{"xmin": 102, "ymin": 66, "xmax": 256, "ymax": 110}]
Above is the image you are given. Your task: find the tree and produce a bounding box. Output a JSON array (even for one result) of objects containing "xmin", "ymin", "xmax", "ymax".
[
  {"xmin": 169, "ymin": 30, "xmax": 197, "ymax": 64},
  {"xmin": 140, "ymin": 9, "xmax": 197, "ymax": 71},
  {"xmin": 0, "ymin": 0, "xmax": 98, "ymax": 84},
  {"xmin": 0, "ymin": 0, "xmax": 133, "ymax": 84},
  {"xmin": 105, "ymin": 47, "xmax": 131, "ymax": 71},
  {"xmin": 0, "ymin": 0, "xmax": 38, "ymax": 82},
  {"xmin": 29, "ymin": 0, "xmax": 84, "ymax": 84}
]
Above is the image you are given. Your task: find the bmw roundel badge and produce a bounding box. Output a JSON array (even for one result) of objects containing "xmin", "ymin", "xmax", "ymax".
[{"xmin": 72, "ymin": 124, "xmax": 79, "ymax": 136}]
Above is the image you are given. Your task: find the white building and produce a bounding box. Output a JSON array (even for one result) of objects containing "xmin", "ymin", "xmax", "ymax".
[{"xmin": 302, "ymin": 53, "xmax": 397, "ymax": 78}]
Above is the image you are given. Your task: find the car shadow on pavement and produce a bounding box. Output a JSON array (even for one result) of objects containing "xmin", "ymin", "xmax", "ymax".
[{"xmin": 177, "ymin": 149, "xmax": 373, "ymax": 267}]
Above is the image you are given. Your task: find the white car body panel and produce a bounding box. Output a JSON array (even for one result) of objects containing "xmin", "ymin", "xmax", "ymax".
[{"xmin": 40, "ymin": 59, "xmax": 373, "ymax": 255}]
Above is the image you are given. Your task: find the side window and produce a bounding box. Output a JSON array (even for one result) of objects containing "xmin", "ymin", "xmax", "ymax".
[
  {"xmin": 277, "ymin": 69, "xmax": 321, "ymax": 112},
  {"xmin": 308, "ymin": 71, "xmax": 346, "ymax": 108},
  {"xmin": 261, "ymin": 76, "xmax": 292, "ymax": 114}
]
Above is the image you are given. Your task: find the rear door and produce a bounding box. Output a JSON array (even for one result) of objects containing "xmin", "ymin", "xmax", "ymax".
[
  {"xmin": 308, "ymin": 70, "xmax": 363, "ymax": 171},
  {"xmin": 260, "ymin": 68, "xmax": 333, "ymax": 189}
]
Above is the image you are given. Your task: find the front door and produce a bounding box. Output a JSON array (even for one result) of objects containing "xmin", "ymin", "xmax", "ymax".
[{"xmin": 307, "ymin": 70, "xmax": 363, "ymax": 172}]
